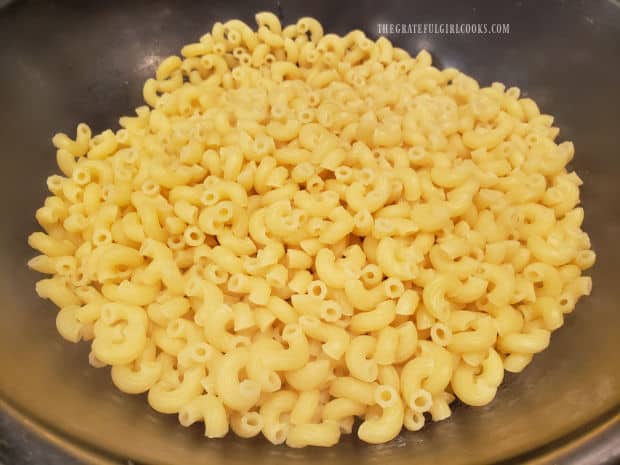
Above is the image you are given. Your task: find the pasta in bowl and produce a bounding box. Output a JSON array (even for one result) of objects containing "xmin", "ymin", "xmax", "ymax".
[{"xmin": 27, "ymin": 11, "xmax": 594, "ymax": 448}]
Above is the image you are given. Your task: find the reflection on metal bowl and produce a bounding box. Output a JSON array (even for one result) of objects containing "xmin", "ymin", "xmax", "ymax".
[{"xmin": 0, "ymin": 0, "xmax": 618, "ymax": 464}]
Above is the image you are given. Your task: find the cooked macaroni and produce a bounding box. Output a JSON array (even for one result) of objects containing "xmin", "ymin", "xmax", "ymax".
[{"xmin": 28, "ymin": 12, "xmax": 595, "ymax": 447}]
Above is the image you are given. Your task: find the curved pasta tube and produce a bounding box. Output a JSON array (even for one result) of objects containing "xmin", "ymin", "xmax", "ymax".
[
  {"xmin": 92, "ymin": 203, "xmax": 119, "ymax": 232},
  {"xmin": 527, "ymin": 235, "xmax": 575, "ymax": 266},
  {"xmin": 262, "ymin": 323, "xmax": 310, "ymax": 371},
  {"xmin": 397, "ymin": 167, "xmax": 421, "ymax": 201},
  {"xmin": 260, "ymin": 390, "xmax": 298, "ymax": 445},
  {"xmin": 285, "ymin": 359, "xmax": 331, "ymax": 391},
  {"xmin": 293, "ymin": 190, "xmax": 340, "ymax": 216},
  {"xmin": 345, "ymin": 335, "xmax": 378, "ymax": 382},
  {"xmin": 447, "ymin": 316, "xmax": 497, "ymax": 353},
  {"xmin": 297, "ymin": 16, "xmax": 324, "ymax": 42},
  {"xmin": 267, "ymin": 119, "xmax": 301, "ymax": 142},
  {"xmin": 429, "ymin": 244, "xmax": 478, "ymax": 278},
  {"xmin": 451, "ymin": 348, "xmax": 504, "ymax": 406},
  {"xmin": 395, "ymin": 289, "xmax": 419, "ymax": 315},
  {"xmin": 523, "ymin": 262, "xmax": 562, "ymax": 297},
  {"xmin": 142, "ymin": 78, "xmax": 160, "ymax": 106},
  {"xmin": 322, "ymin": 397, "xmax": 366, "ymax": 422},
  {"xmin": 449, "ymin": 276, "xmax": 488, "ymax": 304},
  {"xmin": 155, "ymin": 55, "xmax": 182, "ymax": 81},
  {"xmin": 163, "ymin": 318, "xmax": 203, "ymax": 352},
  {"xmin": 422, "ymin": 273, "xmax": 459, "ymax": 322},
  {"xmin": 256, "ymin": 239, "xmax": 286, "ymax": 265},
  {"xmin": 462, "ymin": 112, "xmax": 514, "ymax": 150},
  {"xmin": 177, "ymin": 341, "xmax": 220, "ymax": 371},
  {"xmin": 299, "ymin": 315, "xmax": 350, "ymax": 359},
  {"xmin": 131, "ymin": 194, "xmax": 171, "ymax": 241},
  {"xmin": 535, "ymin": 296, "xmax": 564, "ymax": 330},
  {"xmin": 35, "ymin": 277, "xmax": 81, "ymax": 308},
  {"xmin": 178, "ymin": 393, "xmax": 229, "ymax": 438},
  {"xmin": 375, "ymin": 365, "xmax": 399, "ymax": 392},
  {"xmin": 417, "ymin": 340, "xmax": 454, "ymax": 394},
  {"xmin": 101, "ymin": 280, "xmax": 159, "ymax": 306},
  {"xmin": 55, "ymin": 305, "xmax": 84, "ymax": 342},
  {"xmin": 317, "ymin": 33, "xmax": 345, "ymax": 57},
  {"xmin": 319, "ymin": 207, "xmax": 354, "ymax": 245},
  {"xmin": 345, "ymin": 177, "xmax": 391, "ymax": 213},
  {"xmin": 349, "ymin": 300, "xmax": 396, "ymax": 333},
  {"xmin": 315, "ymin": 248, "xmax": 357, "ymax": 288},
  {"xmin": 394, "ymin": 321, "xmax": 418, "ymax": 363},
  {"xmin": 224, "ymin": 19, "xmax": 258, "ymax": 49},
  {"xmin": 446, "ymin": 179, "xmax": 479, "ymax": 217},
  {"xmin": 503, "ymin": 353, "xmax": 534, "ymax": 373},
  {"xmin": 246, "ymin": 339, "xmax": 282, "ymax": 392},
  {"xmin": 230, "ymin": 410, "xmax": 263, "ymax": 439},
  {"xmin": 73, "ymin": 159, "xmax": 114, "ymax": 185},
  {"xmin": 271, "ymin": 61, "xmax": 302, "ymax": 81},
  {"xmin": 75, "ymin": 301, "xmax": 104, "ymax": 328},
  {"xmin": 147, "ymin": 367, "xmax": 204, "ymax": 414},
  {"xmin": 480, "ymin": 263, "xmax": 515, "ymax": 307},
  {"xmin": 248, "ymin": 208, "xmax": 277, "ymax": 246},
  {"xmin": 486, "ymin": 305, "xmax": 524, "ymax": 336},
  {"xmin": 376, "ymin": 238, "xmax": 418, "ymax": 280},
  {"xmin": 447, "ymin": 310, "xmax": 482, "ymax": 331},
  {"xmin": 264, "ymin": 200, "xmax": 297, "ymax": 238},
  {"xmin": 415, "ymin": 304, "xmax": 436, "ymax": 330},
  {"xmin": 375, "ymin": 326, "xmax": 398, "ymax": 365},
  {"xmin": 209, "ymin": 180, "xmax": 249, "ymax": 207},
  {"xmin": 518, "ymin": 203, "xmax": 555, "ymax": 237},
  {"xmin": 228, "ymin": 273, "xmax": 271, "ymax": 305},
  {"xmin": 429, "ymin": 391, "xmax": 456, "ymax": 422},
  {"xmin": 285, "ymin": 420, "xmax": 340, "ymax": 448},
  {"xmin": 497, "ymin": 327, "xmax": 551, "ymax": 354},
  {"xmin": 341, "ymin": 244, "xmax": 366, "ymax": 270},
  {"xmin": 357, "ymin": 386, "xmax": 404, "ymax": 444},
  {"xmin": 217, "ymin": 231, "xmax": 256, "ymax": 256},
  {"xmin": 562, "ymin": 276, "xmax": 592, "ymax": 305},
  {"xmin": 547, "ymin": 175, "xmax": 581, "ymax": 216},
  {"xmin": 400, "ymin": 355, "xmax": 434, "ymax": 412},
  {"xmin": 209, "ymin": 246, "xmax": 244, "ymax": 274},
  {"xmin": 52, "ymin": 123, "xmax": 91, "ymax": 156},
  {"xmin": 343, "ymin": 279, "xmax": 386, "ymax": 311},
  {"xmin": 28, "ymin": 232, "xmax": 76, "ymax": 257},
  {"xmin": 195, "ymin": 304, "xmax": 242, "ymax": 352},
  {"xmin": 121, "ymin": 212, "xmax": 145, "ymax": 242},
  {"xmin": 328, "ymin": 376, "xmax": 378, "ymax": 405},
  {"xmin": 431, "ymin": 162, "xmax": 472, "ymax": 189},
  {"xmin": 186, "ymin": 274, "xmax": 224, "ymax": 308},
  {"xmin": 111, "ymin": 342, "xmax": 163, "ymax": 394},
  {"xmin": 139, "ymin": 240, "xmax": 185, "ymax": 294},
  {"xmin": 214, "ymin": 348, "xmax": 261, "ymax": 411},
  {"xmin": 266, "ymin": 296, "xmax": 298, "ymax": 324},
  {"xmin": 411, "ymin": 201, "xmax": 452, "ymax": 232},
  {"xmin": 28, "ymin": 254, "xmax": 58, "ymax": 275},
  {"xmin": 287, "ymin": 397, "xmax": 333, "ymax": 437},
  {"xmin": 92, "ymin": 303, "xmax": 148, "ymax": 365},
  {"xmin": 291, "ymin": 293, "xmax": 323, "ymax": 318},
  {"xmin": 403, "ymin": 407, "xmax": 426, "ymax": 432}
]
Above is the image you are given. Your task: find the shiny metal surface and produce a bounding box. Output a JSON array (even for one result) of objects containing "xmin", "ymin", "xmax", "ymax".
[{"xmin": 0, "ymin": 1, "xmax": 619, "ymax": 464}]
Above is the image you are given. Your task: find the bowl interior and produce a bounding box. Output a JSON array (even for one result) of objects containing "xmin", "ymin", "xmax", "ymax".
[{"xmin": 0, "ymin": 1, "xmax": 619, "ymax": 464}]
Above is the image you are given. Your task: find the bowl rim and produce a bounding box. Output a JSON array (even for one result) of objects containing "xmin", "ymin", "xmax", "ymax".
[{"xmin": 2, "ymin": 395, "xmax": 619, "ymax": 465}]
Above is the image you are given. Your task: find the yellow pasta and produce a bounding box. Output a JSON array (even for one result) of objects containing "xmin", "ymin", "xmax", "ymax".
[{"xmin": 29, "ymin": 12, "xmax": 594, "ymax": 447}]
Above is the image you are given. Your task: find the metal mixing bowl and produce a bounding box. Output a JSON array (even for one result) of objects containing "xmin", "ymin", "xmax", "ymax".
[{"xmin": 1, "ymin": 1, "xmax": 618, "ymax": 464}]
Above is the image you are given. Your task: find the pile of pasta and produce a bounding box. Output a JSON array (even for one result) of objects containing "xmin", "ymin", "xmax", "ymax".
[{"xmin": 28, "ymin": 12, "xmax": 595, "ymax": 447}]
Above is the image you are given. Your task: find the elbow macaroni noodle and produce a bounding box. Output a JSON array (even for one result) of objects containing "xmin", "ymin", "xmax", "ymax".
[{"xmin": 28, "ymin": 12, "xmax": 595, "ymax": 447}]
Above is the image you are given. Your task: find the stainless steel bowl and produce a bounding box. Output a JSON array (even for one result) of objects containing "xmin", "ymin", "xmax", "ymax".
[{"xmin": 1, "ymin": 1, "xmax": 618, "ymax": 464}]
